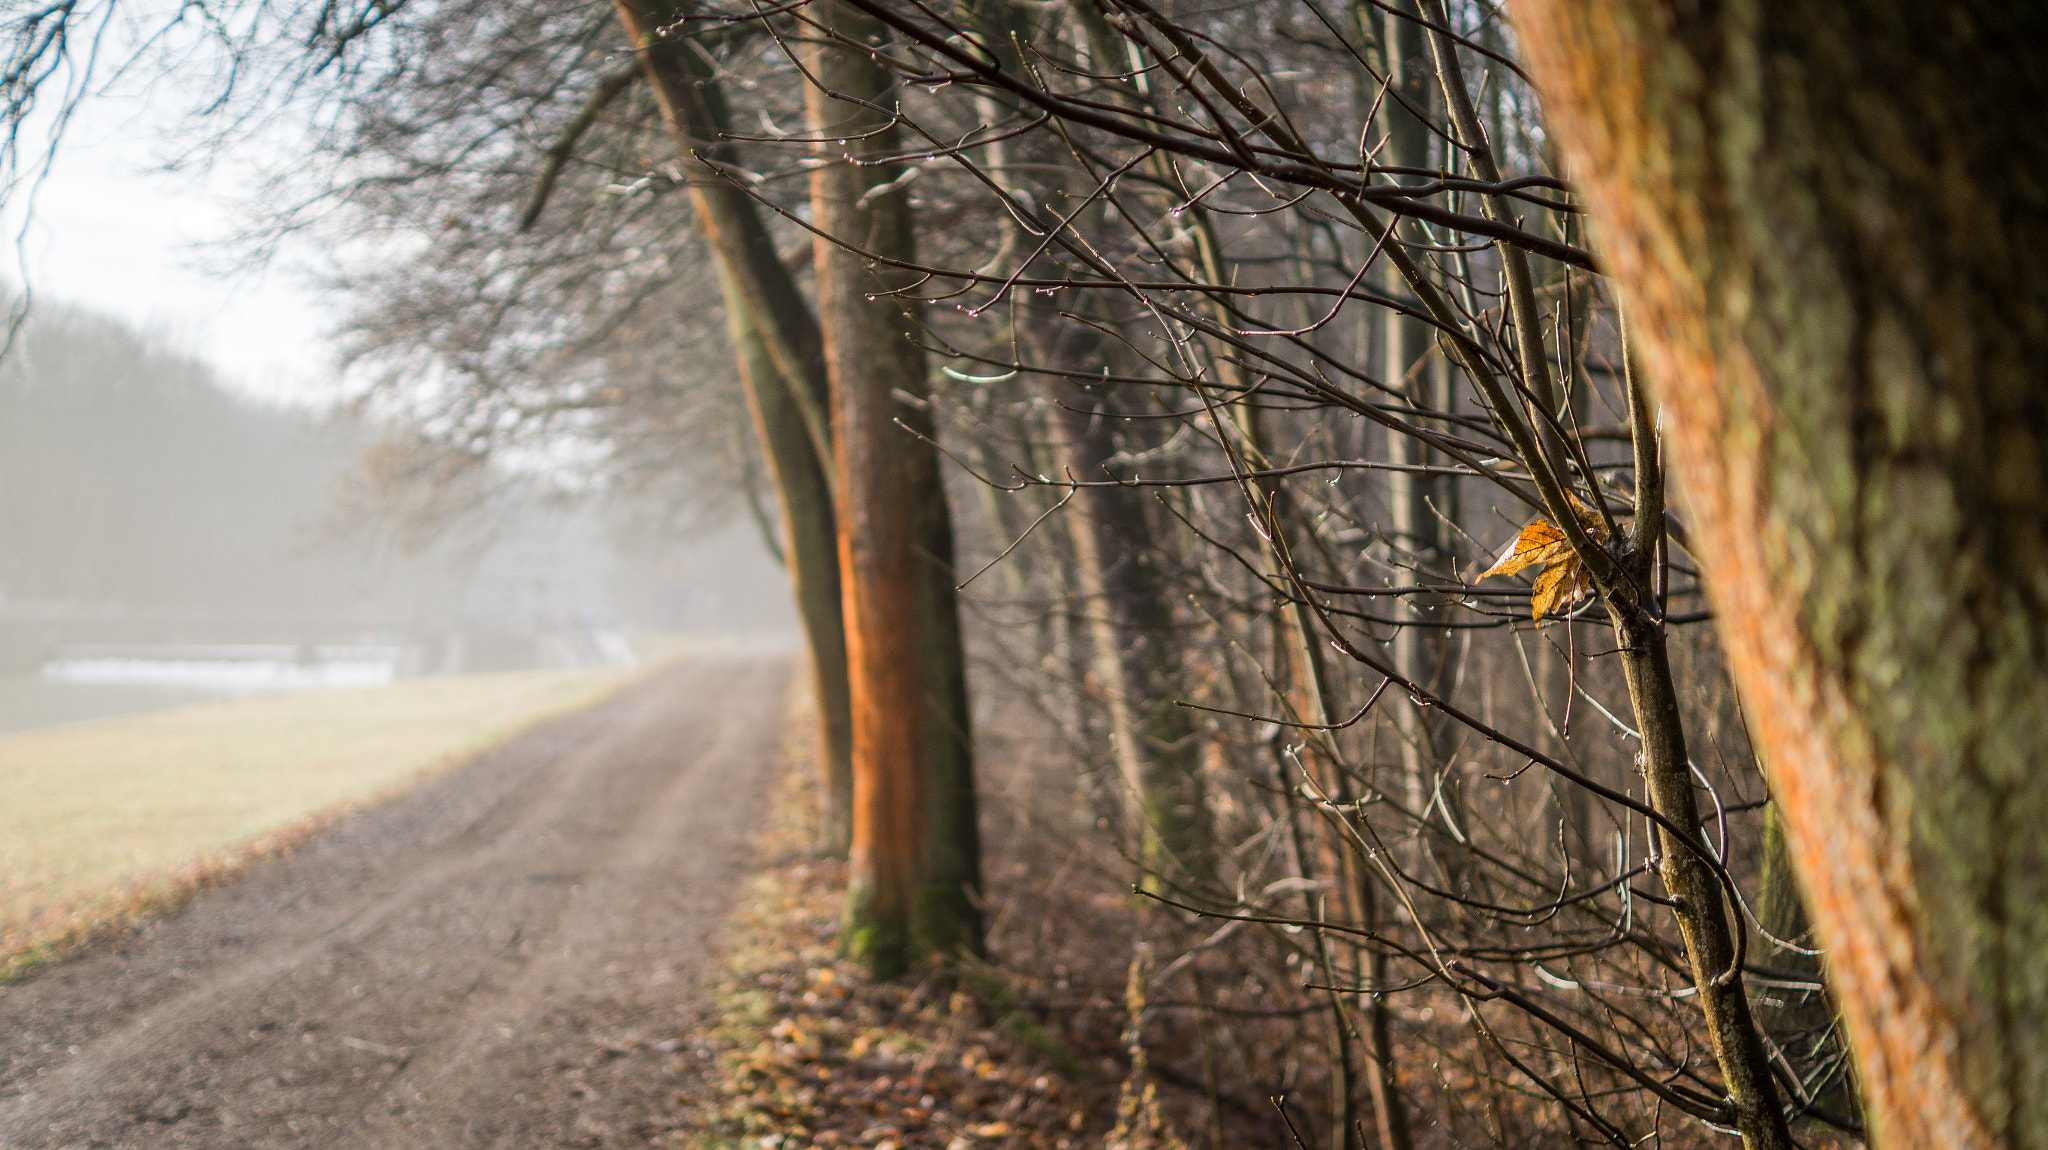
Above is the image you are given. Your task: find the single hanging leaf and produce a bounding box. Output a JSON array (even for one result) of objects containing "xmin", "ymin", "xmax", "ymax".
[
  {"xmin": 1528, "ymin": 555, "xmax": 1595, "ymax": 619},
  {"xmin": 1528, "ymin": 560, "xmax": 1573, "ymax": 619},
  {"xmin": 1479, "ymin": 496, "xmax": 1610, "ymax": 619},
  {"xmin": 1479, "ymin": 517, "xmax": 1573, "ymax": 579}
]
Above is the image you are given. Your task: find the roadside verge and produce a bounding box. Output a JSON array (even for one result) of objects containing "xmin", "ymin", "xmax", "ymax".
[{"xmin": 0, "ymin": 652, "xmax": 709, "ymax": 981}]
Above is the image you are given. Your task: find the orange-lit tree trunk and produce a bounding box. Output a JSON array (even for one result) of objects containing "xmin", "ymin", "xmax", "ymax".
[
  {"xmin": 804, "ymin": 0, "xmax": 980, "ymax": 977},
  {"xmin": 614, "ymin": 0, "xmax": 855, "ymax": 852},
  {"xmin": 1514, "ymin": 5, "xmax": 2048, "ymax": 1147}
]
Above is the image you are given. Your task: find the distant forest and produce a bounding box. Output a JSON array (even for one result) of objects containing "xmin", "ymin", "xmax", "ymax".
[
  {"xmin": 0, "ymin": 301, "xmax": 788, "ymax": 633},
  {"xmin": 0, "ymin": 303, "xmax": 388, "ymax": 620}
]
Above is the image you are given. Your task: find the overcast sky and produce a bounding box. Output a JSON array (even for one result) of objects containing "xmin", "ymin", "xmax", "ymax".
[{"xmin": 5, "ymin": 79, "xmax": 339, "ymax": 407}]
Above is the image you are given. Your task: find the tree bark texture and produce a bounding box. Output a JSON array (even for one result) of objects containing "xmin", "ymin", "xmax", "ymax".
[
  {"xmin": 805, "ymin": 0, "xmax": 981, "ymax": 977},
  {"xmin": 1047, "ymin": 380, "xmax": 1203, "ymax": 885},
  {"xmin": 614, "ymin": 0, "xmax": 855, "ymax": 852},
  {"xmin": 1514, "ymin": 5, "xmax": 2048, "ymax": 1146}
]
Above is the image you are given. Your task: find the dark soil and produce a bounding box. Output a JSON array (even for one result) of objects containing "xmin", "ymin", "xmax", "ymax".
[{"xmin": 0, "ymin": 652, "xmax": 791, "ymax": 1149}]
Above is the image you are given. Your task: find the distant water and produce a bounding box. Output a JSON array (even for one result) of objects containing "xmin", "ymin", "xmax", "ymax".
[
  {"xmin": 0, "ymin": 646, "xmax": 406, "ymax": 735},
  {"xmin": 40, "ymin": 656, "xmax": 398, "ymax": 692}
]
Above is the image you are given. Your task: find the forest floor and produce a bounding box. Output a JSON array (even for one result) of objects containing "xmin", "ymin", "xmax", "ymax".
[
  {"xmin": 663, "ymin": 781, "xmax": 1137, "ymax": 1150},
  {"xmin": 671, "ymin": 708, "xmax": 1268, "ymax": 1150}
]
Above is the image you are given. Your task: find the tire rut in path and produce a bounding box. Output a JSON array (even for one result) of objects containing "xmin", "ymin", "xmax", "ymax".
[{"xmin": 0, "ymin": 651, "xmax": 791, "ymax": 1149}]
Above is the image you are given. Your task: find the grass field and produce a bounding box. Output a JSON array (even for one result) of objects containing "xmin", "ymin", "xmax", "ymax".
[{"xmin": 0, "ymin": 661, "xmax": 667, "ymax": 975}]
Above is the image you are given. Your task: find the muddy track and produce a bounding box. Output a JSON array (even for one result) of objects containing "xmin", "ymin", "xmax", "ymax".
[{"xmin": 0, "ymin": 651, "xmax": 790, "ymax": 1149}]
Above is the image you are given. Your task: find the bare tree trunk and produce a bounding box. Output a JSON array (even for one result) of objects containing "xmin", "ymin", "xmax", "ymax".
[
  {"xmin": 1515, "ymin": 4, "xmax": 2048, "ymax": 1147},
  {"xmin": 1613, "ymin": 612, "xmax": 1793, "ymax": 1150},
  {"xmin": 1370, "ymin": 0, "xmax": 1463, "ymax": 890},
  {"xmin": 614, "ymin": 0, "xmax": 854, "ymax": 852},
  {"xmin": 971, "ymin": 0, "xmax": 1209, "ymax": 884},
  {"xmin": 1047, "ymin": 377, "xmax": 1203, "ymax": 886},
  {"xmin": 1230, "ymin": 399, "xmax": 1370, "ymax": 1150},
  {"xmin": 717, "ymin": 264, "xmax": 854, "ymax": 841},
  {"xmin": 1354, "ymin": 13, "xmax": 1432, "ymax": 1149},
  {"xmin": 805, "ymin": 0, "xmax": 980, "ymax": 977}
]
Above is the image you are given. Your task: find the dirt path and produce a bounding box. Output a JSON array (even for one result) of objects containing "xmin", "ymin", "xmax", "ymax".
[{"xmin": 0, "ymin": 651, "xmax": 791, "ymax": 1149}]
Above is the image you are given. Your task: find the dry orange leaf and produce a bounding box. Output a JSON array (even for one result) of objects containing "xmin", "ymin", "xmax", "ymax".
[
  {"xmin": 1479, "ymin": 498, "xmax": 1608, "ymax": 620},
  {"xmin": 1478, "ymin": 517, "xmax": 1574, "ymax": 580}
]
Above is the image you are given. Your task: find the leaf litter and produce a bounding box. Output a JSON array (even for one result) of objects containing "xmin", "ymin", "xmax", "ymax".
[
  {"xmin": 654, "ymin": 687, "xmax": 1352, "ymax": 1150},
  {"xmin": 653, "ymin": 730, "xmax": 1134, "ymax": 1150}
]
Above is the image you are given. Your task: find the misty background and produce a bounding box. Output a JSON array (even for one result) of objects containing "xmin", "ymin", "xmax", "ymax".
[{"xmin": 0, "ymin": 299, "xmax": 793, "ymax": 734}]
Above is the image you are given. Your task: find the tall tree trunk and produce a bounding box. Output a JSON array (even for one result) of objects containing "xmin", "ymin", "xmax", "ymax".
[
  {"xmin": 1514, "ymin": 4, "xmax": 2048, "ymax": 1147},
  {"xmin": 971, "ymin": 0, "xmax": 1209, "ymax": 884},
  {"xmin": 1370, "ymin": 0, "xmax": 1465, "ymax": 886},
  {"xmin": 717, "ymin": 265, "xmax": 853, "ymax": 842},
  {"xmin": 614, "ymin": 0, "xmax": 854, "ymax": 851},
  {"xmin": 805, "ymin": 0, "xmax": 981, "ymax": 977},
  {"xmin": 1354, "ymin": 13, "xmax": 1433, "ymax": 1150},
  {"xmin": 1046, "ymin": 376, "xmax": 1203, "ymax": 887}
]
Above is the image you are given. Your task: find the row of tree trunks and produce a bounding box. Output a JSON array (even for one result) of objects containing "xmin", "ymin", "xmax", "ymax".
[
  {"xmin": 526, "ymin": 0, "xmax": 2037, "ymax": 1140},
  {"xmin": 947, "ymin": 1, "xmax": 1209, "ymax": 899},
  {"xmin": 1060, "ymin": 8, "xmax": 1387, "ymax": 1126},
  {"xmin": 620, "ymin": 0, "xmax": 982, "ymax": 975},
  {"xmin": 1117, "ymin": 7, "xmax": 1402, "ymax": 1133},
  {"xmin": 1514, "ymin": 3, "xmax": 2048, "ymax": 1147}
]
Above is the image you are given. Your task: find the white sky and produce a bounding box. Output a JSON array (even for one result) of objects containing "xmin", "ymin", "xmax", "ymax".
[{"xmin": 5, "ymin": 78, "xmax": 341, "ymax": 407}]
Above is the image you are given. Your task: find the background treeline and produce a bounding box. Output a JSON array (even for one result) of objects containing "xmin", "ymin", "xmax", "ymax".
[
  {"xmin": 0, "ymin": 304, "xmax": 373, "ymax": 617},
  {"xmin": 0, "ymin": 300, "xmax": 789, "ymax": 639}
]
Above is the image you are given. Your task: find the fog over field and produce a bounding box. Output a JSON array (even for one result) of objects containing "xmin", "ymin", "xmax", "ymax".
[{"xmin": 0, "ymin": 301, "xmax": 792, "ymax": 732}]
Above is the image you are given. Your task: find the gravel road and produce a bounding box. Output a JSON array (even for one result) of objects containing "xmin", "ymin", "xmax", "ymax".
[{"xmin": 0, "ymin": 651, "xmax": 790, "ymax": 1149}]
